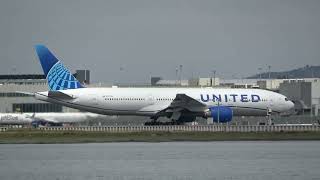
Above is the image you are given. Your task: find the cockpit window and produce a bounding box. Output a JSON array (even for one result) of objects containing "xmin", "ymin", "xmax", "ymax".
[{"xmin": 285, "ymin": 98, "xmax": 288, "ymax": 101}]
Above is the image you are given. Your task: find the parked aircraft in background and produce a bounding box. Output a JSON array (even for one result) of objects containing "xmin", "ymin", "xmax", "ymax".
[
  {"xmin": 0, "ymin": 112, "xmax": 103, "ymax": 126},
  {"xmin": 29, "ymin": 45, "xmax": 294, "ymax": 124}
]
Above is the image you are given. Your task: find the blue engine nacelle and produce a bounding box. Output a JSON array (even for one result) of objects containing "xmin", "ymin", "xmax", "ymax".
[{"xmin": 204, "ymin": 106, "xmax": 233, "ymax": 123}]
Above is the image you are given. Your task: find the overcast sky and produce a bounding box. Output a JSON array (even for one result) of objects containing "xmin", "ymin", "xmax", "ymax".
[{"xmin": 0, "ymin": 0, "xmax": 319, "ymax": 83}]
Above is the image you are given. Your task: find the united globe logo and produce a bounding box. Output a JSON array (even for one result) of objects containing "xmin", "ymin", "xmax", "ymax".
[{"xmin": 46, "ymin": 62, "xmax": 83, "ymax": 91}]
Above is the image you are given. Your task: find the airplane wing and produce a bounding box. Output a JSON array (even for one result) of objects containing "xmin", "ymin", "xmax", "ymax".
[
  {"xmin": 170, "ymin": 94, "xmax": 206, "ymax": 110},
  {"xmin": 151, "ymin": 94, "xmax": 207, "ymax": 120}
]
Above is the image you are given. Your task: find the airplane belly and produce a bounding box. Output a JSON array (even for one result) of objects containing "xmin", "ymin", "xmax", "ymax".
[
  {"xmin": 95, "ymin": 101, "xmax": 151, "ymax": 116},
  {"xmin": 232, "ymin": 106, "xmax": 267, "ymax": 116}
]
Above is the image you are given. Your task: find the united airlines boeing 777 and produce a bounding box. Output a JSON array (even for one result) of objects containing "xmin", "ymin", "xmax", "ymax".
[{"xmin": 32, "ymin": 45, "xmax": 294, "ymax": 124}]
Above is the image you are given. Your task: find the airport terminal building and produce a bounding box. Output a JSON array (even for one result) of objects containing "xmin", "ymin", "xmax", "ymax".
[
  {"xmin": 151, "ymin": 76, "xmax": 320, "ymax": 116},
  {"xmin": 1, "ymin": 72, "xmax": 319, "ymax": 116},
  {"xmin": 0, "ymin": 70, "xmax": 90, "ymax": 113}
]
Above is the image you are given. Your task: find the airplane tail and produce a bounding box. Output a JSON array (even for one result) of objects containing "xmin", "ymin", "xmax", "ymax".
[{"xmin": 34, "ymin": 45, "xmax": 85, "ymax": 91}]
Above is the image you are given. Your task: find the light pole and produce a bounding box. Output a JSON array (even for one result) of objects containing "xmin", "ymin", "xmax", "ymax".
[
  {"xmin": 175, "ymin": 67, "xmax": 178, "ymax": 86},
  {"xmin": 268, "ymin": 65, "xmax": 271, "ymax": 79},
  {"xmin": 179, "ymin": 65, "xmax": 183, "ymax": 86},
  {"xmin": 212, "ymin": 70, "xmax": 216, "ymax": 87},
  {"xmin": 258, "ymin": 68, "xmax": 262, "ymax": 80},
  {"xmin": 217, "ymin": 100, "xmax": 220, "ymax": 123}
]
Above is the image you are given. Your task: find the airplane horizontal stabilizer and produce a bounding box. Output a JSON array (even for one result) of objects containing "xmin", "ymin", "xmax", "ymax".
[
  {"xmin": 48, "ymin": 91, "xmax": 75, "ymax": 99},
  {"xmin": 15, "ymin": 91, "xmax": 35, "ymax": 96}
]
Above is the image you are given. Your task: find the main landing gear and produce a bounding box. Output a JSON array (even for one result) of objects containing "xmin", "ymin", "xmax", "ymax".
[{"xmin": 144, "ymin": 120, "xmax": 183, "ymax": 126}]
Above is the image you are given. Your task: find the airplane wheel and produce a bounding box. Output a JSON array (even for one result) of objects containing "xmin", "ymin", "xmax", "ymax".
[{"xmin": 170, "ymin": 120, "xmax": 179, "ymax": 125}]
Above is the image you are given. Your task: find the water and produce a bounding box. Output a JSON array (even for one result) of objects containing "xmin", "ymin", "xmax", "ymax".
[{"xmin": 0, "ymin": 141, "xmax": 319, "ymax": 180}]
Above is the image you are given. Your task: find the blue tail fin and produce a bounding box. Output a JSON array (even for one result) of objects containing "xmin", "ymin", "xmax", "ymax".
[{"xmin": 34, "ymin": 45, "xmax": 85, "ymax": 91}]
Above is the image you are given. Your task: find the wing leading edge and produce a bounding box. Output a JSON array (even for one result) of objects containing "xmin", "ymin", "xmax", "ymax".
[{"xmin": 151, "ymin": 94, "xmax": 206, "ymax": 120}]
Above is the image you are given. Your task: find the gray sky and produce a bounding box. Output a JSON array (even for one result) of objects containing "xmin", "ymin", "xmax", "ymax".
[{"xmin": 0, "ymin": 0, "xmax": 319, "ymax": 83}]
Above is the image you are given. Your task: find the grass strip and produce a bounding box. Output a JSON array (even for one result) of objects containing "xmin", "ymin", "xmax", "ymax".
[{"xmin": 1, "ymin": 129, "xmax": 320, "ymax": 144}]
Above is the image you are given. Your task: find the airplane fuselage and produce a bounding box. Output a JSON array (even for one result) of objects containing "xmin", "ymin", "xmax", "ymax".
[
  {"xmin": 31, "ymin": 45, "xmax": 295, "ymax": 122},
  {"xmin": 35, "ymin": 87, "xmax": 294, "ymax": 118}
]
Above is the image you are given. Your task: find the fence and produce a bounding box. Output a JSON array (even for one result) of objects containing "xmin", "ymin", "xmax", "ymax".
[{"xmin": 39, "ymin": 125, "xmax": 320, "ymax": 133}]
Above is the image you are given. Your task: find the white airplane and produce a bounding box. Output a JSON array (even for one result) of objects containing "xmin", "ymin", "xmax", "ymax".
[
  {"xmin": 0, "ymin": 112, "xmax": 102, "ymax": 125},
  {"xmin": 29, "ymin": 45, "xmax": 294, "ymax": 124}
]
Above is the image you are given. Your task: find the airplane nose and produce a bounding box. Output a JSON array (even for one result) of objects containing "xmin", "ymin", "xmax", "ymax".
[{"xmin": 288, "ymin": 101, "xmax": 295, "ymax": 110}]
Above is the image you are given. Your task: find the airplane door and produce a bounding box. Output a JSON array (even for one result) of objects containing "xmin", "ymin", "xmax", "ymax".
[
  {"xmin": 147, "ymin": 94, "xmax": 155, "ymax": 105},
  {"xmin": 269, "ymin": 98, "xmax": 274, "ymax": 108},
  {"xmin": 268, "ymin": 98, "xmax": 274, "ymax": 114},
  {"xmin": 89, "ymin": 94, "xmax": 99, "ymax": 106}
]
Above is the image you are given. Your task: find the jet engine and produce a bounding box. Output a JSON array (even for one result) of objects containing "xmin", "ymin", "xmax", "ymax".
[{"xmin": 203, "ymin": 106, "xmax": 233, "ymax": 123}]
